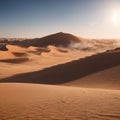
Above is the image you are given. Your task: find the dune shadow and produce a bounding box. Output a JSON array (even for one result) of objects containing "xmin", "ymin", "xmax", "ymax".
[
  {"xmin": 28, "ymin": 47, "xmax": 50, "ymax": 55},
  {"xmin": 56, "ymin": 48, "xmax": 68, "ymax": 53},
  {"xmin": 12, "ymin": 52, "xmax": 27, "ymax": 57},
  {"xmin": 0, "ymin": 58, "xmax": 29, "ymax": 64},
  {"xmin": 0, "ymin": 51, "xmax": 120, "ymax": 84}
]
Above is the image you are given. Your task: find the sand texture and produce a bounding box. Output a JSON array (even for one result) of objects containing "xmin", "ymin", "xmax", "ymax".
[{"xmin": 0, "ymin": 83, "xmax": 120, "ymax": 120}]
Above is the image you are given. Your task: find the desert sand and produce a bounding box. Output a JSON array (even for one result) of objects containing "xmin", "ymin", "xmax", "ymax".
[
  {"xmin": 0, "ymin": 33, "xmax": 120, "ymax": 120},
  {"xmin": 0, "ymin": 44, "xmax": 94, "ymax": 79},
  {"xmin": 0, "ymin": 83, "xmax": 120, "ymax": 120}
]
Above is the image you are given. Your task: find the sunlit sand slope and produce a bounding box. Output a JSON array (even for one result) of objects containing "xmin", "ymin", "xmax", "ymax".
[{"xmin": 0, "ymin": 83, "xmax": 120, "ymax": 120}]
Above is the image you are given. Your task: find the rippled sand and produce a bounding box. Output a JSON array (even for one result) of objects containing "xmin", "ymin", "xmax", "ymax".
[{"xmin": 0, "ymin": 83, "xmax": 120, "ymax": 120}]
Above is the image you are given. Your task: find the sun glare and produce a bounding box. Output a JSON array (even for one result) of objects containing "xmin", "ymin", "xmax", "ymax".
[{"xmin": 112, "ymin": 11, "xmax": 120, "ymax": 26}]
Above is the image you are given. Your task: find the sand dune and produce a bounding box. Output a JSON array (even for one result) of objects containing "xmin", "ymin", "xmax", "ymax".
[
  {"xmin": 0, "ymin": 51, "xmax": 17, "ymax": 60},
  {"xmin": 0, "ymin": 44, "xmax": 94, "ymax": 80},
  {"xmin": 7, "ymin": 45, "xmax": 26, "ymax": 52},
  {"xmin": 28, "ymin": 46, "xmax": 50, "ymax": 55},
  {"xmin": 0, "ymin": 45, "xmax": 29, "ymax": 63},
  {"xmin": 0, "ymin": 83, "xmax": 120, "ymax": 120},
  {"xmin": 0, "ymin": 34, "xmax": 120, "ymax": 120},
  {"xmin": 41, "ymin": 45, "xmax": 68, "ymax": 57},
  {"xmin": 0, "ymin": 48, "xmax": 120, "ymax": 89},
  {"xmin": 0, "ymin": 45, "xmax": 27, "ymax": 59},
  {"xmin": 9, "ymin": 32, "xmax": 82, "ymax": 47},
  {"xmin": 1, "ymin": 32, "xmax": 119, "ymax": 53}
]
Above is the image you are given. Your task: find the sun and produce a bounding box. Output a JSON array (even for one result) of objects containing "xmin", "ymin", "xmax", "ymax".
[{"xmin": 112, "ymin": 11, "xmax": 120, "ymax": 26}]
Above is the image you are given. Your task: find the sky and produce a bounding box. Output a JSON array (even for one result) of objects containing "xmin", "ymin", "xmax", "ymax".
[{"xmin": 0, "ymin": 0, "xmax": 120, "ymax": 38}]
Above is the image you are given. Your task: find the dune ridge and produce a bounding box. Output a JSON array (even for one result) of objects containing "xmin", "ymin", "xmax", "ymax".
[{"xmin": 0, "ymin": 48, "xmax": 120, "ymax": 89}]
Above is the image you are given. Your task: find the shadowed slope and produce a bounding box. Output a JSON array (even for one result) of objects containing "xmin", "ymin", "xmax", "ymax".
[
  {"xmin": 64, "ymin": 65, "xmax": 120, "ymax": 89},
  {"xmin": 0, "ymin": 48, "xmax": 120, "ymax": 89}
]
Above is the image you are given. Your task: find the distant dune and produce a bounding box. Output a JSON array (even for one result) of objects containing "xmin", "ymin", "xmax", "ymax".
[
  {"xmin": 8, "ymin": 32, "xmax": 82, "ymax": 47},
  {"xmin": 0, "ymin": 45, "xmax": 28, "ymax": 60},
  {"xmin": 1, "ymin": 32, "xmax": 119, "ymax": 53}
]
